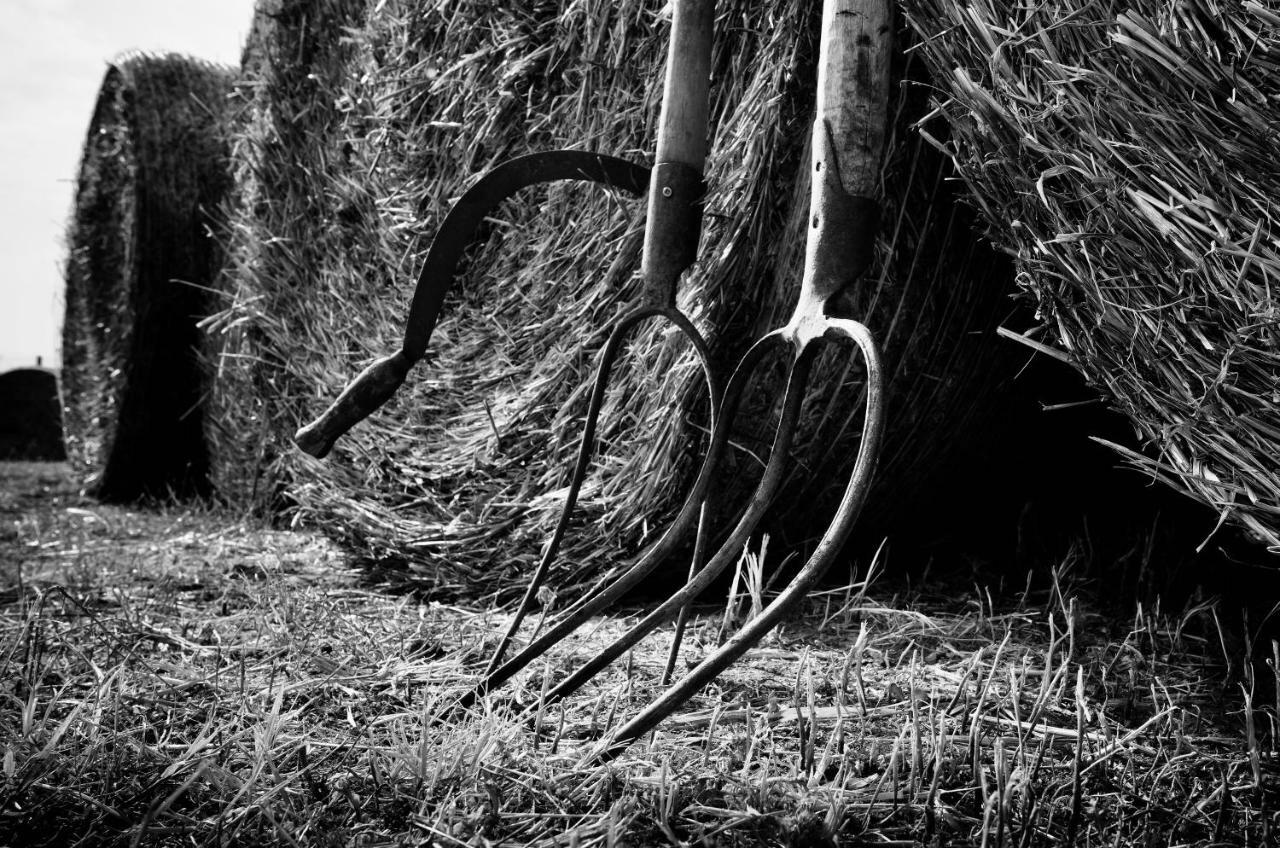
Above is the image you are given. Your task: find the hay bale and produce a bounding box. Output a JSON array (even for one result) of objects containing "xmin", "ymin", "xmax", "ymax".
[
  {"xmin": 0, "ymin": 368, "xmax": 66, "ymax": 461},
  {"xmin": 202, "ymin": 0, "xmax": 372, "ymax": 509},
  {"xmin": 902, "ymin": 0, "xmax": 1280, "ymax": 554},
  {"xmin": 208, "ymin": 0, "xmax": 1020, "ymax": 597},
  {"xmin": 62, "ymin": 52, "xmax": 235, "ymax": 501}
]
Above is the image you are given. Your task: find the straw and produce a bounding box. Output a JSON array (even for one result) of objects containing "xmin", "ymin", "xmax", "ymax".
[{"xmin": 902, "ymin": 0, "xmax": 1280, "ymax": 554}]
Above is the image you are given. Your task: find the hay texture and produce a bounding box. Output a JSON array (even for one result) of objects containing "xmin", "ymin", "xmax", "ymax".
[
  {"xmin": 0, "ymin": 368, "xmax": 66, "ymax": 461},
  {"xmin": 62, "ymin": 52, "xmax": 234, "ymax": 501},
  {"xmin": 209, "ymin": 0, "xmax": 1018, "ymax": 598},
  {"xmin": 902, "ymin": 0, "xmax": 1280, "ymax": 552}
]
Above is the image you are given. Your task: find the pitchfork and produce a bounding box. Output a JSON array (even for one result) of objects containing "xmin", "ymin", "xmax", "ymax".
[{"xmin": 483, "ymin": 0, "xmax": 890, "ymax": 761}]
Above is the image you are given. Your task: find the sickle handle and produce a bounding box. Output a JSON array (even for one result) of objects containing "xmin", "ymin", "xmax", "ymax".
[
  {"xmin": 295, "ymin": 351, "xmax": 411, "ymax": 458},
  {"xmin": 640, "ymin": 0, "xmax": 714, "ymax": 301}
]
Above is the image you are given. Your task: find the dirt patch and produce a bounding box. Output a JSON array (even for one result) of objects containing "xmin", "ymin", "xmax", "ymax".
[{"xmin": 0, "ymin": 462, "xmax": 348, "ymax": 604}]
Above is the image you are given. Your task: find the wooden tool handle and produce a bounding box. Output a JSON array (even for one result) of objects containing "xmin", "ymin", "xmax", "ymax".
[
  {"xmin": 654, "ymin": 0, "xmax": 714, "ymax": 168},
  {"xmin": 793, "ymin": 0, "xmax": 892, "ymax": 308},
  {"xmin": 293, "ymin": 351, "xmax": 411, "ymax": 458},
  {"xmin": 818, "ymin": 0, "xmax": 892, "ymax": 197}
]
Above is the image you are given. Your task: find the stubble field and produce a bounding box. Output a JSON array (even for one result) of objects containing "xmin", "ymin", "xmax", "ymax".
[{"xmin": 1, "ymin": 461, "xmax": 1275, "ymax": 846}]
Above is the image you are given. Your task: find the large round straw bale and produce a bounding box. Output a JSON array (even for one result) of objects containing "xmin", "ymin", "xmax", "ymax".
[
  {"xmin": 209, "ymin": 0, "xmax": 1022, "ymax": 597},
  {"xmin": 62, "ymin": 52, "xmax": 234, "ymax": 501},
  {"xmin": 0, "ymin": 368, "xmax": 66, "ymax": 461},
  {"xmin": 203, "ymin": 0, "xmax": 371, "ymax": 508},
  {"xmin": 902, "ymin": 0, "xmax": 1280, "ymax": 554}
]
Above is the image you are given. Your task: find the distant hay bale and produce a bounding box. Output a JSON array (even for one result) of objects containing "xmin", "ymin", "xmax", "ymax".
[
  {"xmin": 208, "ymin": 0, "xmax": 1021, "ymax": 598},
  {"xmin": 62, "ymin": 52, "xmax": 234, "ymax": 501},
  {"xmin": 902, "ymin": 0, "xmax": 1280, "ymax": 554},
  {"xmin": 0, "ymin": 368, "xmax": 66, "ymax": 461}
]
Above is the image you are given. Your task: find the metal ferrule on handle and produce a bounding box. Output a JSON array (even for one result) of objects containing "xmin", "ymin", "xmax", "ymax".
[
  {"xmin": 786, "ymin": 0, "xmax": 890, "ymax": 342},
  {"xmin": 640, "ymin": 162, "xmax": 705, "ymax": 305},
  {"xmin": 788, "ymin": 122, "xmax": 880, "ymax": 342},
  {"xmin": 639, "ymin": 0, "xmax": 714, "ymax": 305}
]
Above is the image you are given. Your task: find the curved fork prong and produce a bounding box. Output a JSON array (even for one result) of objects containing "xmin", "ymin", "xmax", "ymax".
[
  {"xmin": 588, "ymin": 319, "xmax": 884, "ymax": 763},
  {"xmin": 473, "ymin": 305, "xmax": 722, "ymax": 692},
  {"xmin": 569, "ymin": 304, "xmax": 724, "ymax": 617},
  {"xmin": 541, "ymin": 330, "xmax": 778, "ymax": 627},
  {"xmin": 484, "ymin": 307, "xmax": 651, "ymax": 675},
  {"xmin": 661, "ymin": 500, "xmax": 709, "ymax": 685},
  {"xmin": 537, "ymin": 331, "xmax": 804, "ymax": 709}
]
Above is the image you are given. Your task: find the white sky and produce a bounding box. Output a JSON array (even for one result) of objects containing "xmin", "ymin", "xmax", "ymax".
[{"xmin": 0, "ymin": 0, "xmax": 257, "ymax": 373}]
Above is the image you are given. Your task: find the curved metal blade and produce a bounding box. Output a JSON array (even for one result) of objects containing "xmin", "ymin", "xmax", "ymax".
[
  {"xmin": 295, "ymin": 151, "xmax": 648, "ymax": 457},
  {"xmin": 401, "ymin": 151, "xmax": 650, "ymax": 359}
]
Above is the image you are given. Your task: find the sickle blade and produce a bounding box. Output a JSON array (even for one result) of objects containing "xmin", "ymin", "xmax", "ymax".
[
  {"xmin": 401, "ymin": 151, "xmax": 650, "ymax": 358},
  {"xmin": 294, "ymin": 151, "xmax": 648, "ymax": 457}
]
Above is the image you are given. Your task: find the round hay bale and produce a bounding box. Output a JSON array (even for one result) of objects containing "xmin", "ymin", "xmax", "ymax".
[
  {"xmin": 62, "ymin": 52, "xmax": 235, "ymax": 502},
  {"xmin": 902, "ymin": 0, "xmax": 1280, "ymax": 555},
  {"xmin": 0, "ymin": 368, "xmax": 66, "ymax": 461},
  {"xmin": 209, "ymin": 0, "xmax": 1022, "ymax": 598},
  {"xmin": 202, "ymin": 0, "xmax": 371, "ymax": 508}
]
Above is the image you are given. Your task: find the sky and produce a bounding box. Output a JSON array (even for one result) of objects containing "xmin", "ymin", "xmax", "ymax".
[{"xmin": 0, "ymin": 0, "xmax": 257, "ymax": 373}]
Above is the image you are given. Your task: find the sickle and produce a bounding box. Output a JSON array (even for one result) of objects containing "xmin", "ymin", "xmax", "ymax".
[{"xmin": 295, "ymin": 150, "xmax": 649, "ymax": 458}]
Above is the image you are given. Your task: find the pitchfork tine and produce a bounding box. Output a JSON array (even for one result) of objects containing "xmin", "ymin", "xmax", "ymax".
[
  {"xmin": 457, "ymin": 328, "xmax": 722, "ymax": 708},
  {"xmin": 471, "ymin": 329, "xmax": 795, "ymax": 711},
  {"xmin": 536, "ymin": 340, "xmax": 810, "ymax": 710},
  {"xmin": 660, "ymin": 501, "xmax": 709, "ymax": 685},
  {"xmin": 484, "ymin": 305, "xmax": 721, "ymax": 677}
]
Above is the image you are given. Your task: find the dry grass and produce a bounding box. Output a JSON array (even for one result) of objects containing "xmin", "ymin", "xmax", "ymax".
[
  {"xmin": 3, "ymin": 462, "xmax": 1275, "ymax": 846},
  {"xmin": 204, "ymin": 0, "xmax": 1022, "ymax": 598},
  {"xmin": 901, "ymin": 0, "xmax": 1280, "ymax": 554}
]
